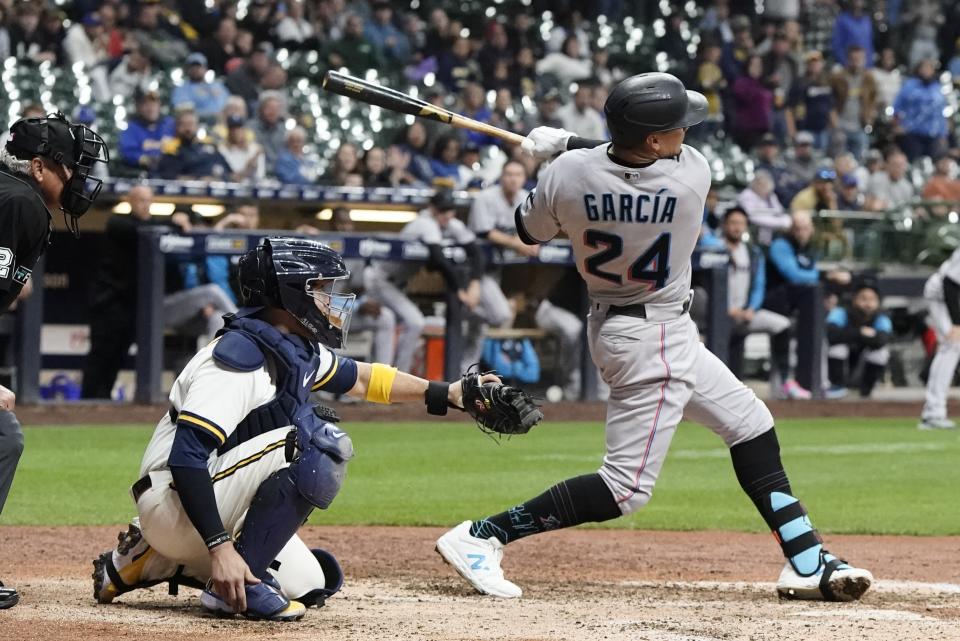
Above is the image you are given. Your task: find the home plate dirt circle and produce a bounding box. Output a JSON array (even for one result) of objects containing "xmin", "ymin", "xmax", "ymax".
[{"xmin": 2, "ymin": 525, "xmax": 958, "ymax": 641}]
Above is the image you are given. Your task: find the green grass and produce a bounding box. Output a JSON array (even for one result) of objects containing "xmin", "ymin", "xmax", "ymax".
[{"xmin": 3, "ymin": 418, "xmax": 958, "ymax": 535}]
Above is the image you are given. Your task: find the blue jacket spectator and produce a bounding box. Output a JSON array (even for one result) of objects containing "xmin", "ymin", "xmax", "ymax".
[
  {"xmin": 171, "ymin": 52, "xmax": 230, "ymax": 121},
  {"xmin": 118, "ymin": 89, "xmax": 175, "ymax": 169},
  {"xmin": 826, "ymin": 282, "xmax": 892, "ymax": 397},
  {"xmin": 274, "ymin": 127, "xmax": 320, "ymax": 185},
  {"xmin": 893, "ymin": 59, "xmax": 948, "ymax": 160},
  {"xmin": 831, "ymin": 3, "xmax": 874, "ymax": 68},
  {"xmin": 156, "ymin": 110, "xmax": 228, "ymax": 180},
  {"xmin": 482, "ymin": 337, "xmax": 540, "ymax": 385},
  {"xmin": 767, "ymin": 233, "xmax": 819, "ymax": 286},
  {"xmin": 365, "ymin": 2, "xmax": 411, "ymax": 66}
]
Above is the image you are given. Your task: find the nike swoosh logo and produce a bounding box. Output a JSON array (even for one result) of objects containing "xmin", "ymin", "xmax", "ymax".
[{"xmin": 303, "ymin": 370, "xmax": 314, "ymax": 387}]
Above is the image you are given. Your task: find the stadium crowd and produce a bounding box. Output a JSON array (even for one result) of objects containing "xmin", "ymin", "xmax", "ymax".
[{"xmin": 3, "ymin": 0, "xmax": 960, "ymax": 401}]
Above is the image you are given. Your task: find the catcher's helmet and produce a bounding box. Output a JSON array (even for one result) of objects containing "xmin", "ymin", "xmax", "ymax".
[
  {"xmin": 238, "ymin": 237, "xmax": 355, "ymax": 348},
  {"xmin": 6, "ymin": 111, "xmax": 109, "ymax": 231},
  {"xmin": 604, "ymin": 73, "xmax": 708, "ymax": 149}
]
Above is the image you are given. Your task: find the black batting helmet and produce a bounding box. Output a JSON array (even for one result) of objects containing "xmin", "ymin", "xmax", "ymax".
[
  {"xmin": 604, "ymin": 73, "xmax": 708, "ymax": 149},
  {"xmin": 238, "ymin": 237, "xmax": 355, "ymax": 348}
]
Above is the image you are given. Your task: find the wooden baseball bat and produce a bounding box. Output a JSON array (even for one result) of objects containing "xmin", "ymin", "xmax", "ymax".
[{"xmin": 322, "ymin": 70, "xmax": 526, "ymax": 146}]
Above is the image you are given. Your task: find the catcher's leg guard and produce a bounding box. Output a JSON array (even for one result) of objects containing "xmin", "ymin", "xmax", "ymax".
[
  {"xmin": 269, "ymin": 535, "xmax": 344, "ymax": 608},
  {"xmin": 288, "ymin": 548, "xmax": 344, "ymax": 608},
  {"xmin": 235, "ymin": 467, "xmax": 314, "ymax": 579}
]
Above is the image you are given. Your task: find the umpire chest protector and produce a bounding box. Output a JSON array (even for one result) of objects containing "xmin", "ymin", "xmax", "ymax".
[{"xmin": 209, "ymin": 315, "xmax": 322, "ymax": 454}]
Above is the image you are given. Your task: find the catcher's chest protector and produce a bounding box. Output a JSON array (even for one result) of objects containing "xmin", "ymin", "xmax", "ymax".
[{"xmin": 211, "ymin": 317, "xmax": 322, "ymax": 455}]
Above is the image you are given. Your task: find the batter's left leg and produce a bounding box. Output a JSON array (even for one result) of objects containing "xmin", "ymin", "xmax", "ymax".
[{"xmin": 685, "ymin": 343, "xmax": 873, "ymax": 601}]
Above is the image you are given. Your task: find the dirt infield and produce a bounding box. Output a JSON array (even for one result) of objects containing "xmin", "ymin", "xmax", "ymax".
[{"xmin": 2, "ymin": 525, "xmax": 958, "ymax": 641}]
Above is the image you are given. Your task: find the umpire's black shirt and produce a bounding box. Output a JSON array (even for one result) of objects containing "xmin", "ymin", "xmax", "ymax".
[{"xmin": 0, "ymin": 169, "xmax": 51, "ymax": 312}]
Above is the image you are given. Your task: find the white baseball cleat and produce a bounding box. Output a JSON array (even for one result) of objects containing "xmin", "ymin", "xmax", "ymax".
[
  {"xmin": 776, "ymin": 551, "xmax": 873, "ymax": 602},
  {"xmin": 436, "ymin": 521, "xmax": 522, "ymax": 598},
  {"xmin": 917, "ymin": 417, "xmax": 956, "ymax": 430}
]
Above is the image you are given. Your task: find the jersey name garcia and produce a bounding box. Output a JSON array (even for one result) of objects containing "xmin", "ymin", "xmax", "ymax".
[{"xmin": 517, "ymin": 144, "xmax": 712, "ymax": 306}]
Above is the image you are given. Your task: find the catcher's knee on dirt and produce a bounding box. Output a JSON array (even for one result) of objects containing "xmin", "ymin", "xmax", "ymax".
[{"xmin": 731, "ymin": 428, "xmax": 823, "ymax": 575}]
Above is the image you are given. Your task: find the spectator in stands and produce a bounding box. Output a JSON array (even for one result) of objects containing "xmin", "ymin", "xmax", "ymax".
[
  {"xmin": 225, "ymin": 42, "xmax": 273, "ymax": 107},
  {"xmin": 398, "ymin": 120, "xmax": 432, "ymax": 176},
  {"xmin": 109, "ymin": 37, "xmax": 157, "ymax": 98},
  {"xmin": 764, "ymin": 211, "xmax": 852, "ymax": 398},
  {"xmin": 361, "ymin": 146, "xmax": 390, "ymax": 187},
  {"xmin": 535, "ymin": 35, "xmax": 592, "ymax": 86},
  {"xmin": 837, "ymin": 173, "xmax": 866, "ymax": 210},
  {"xmin": 241, "ymin": 0, "xmax": 276, "ymax": 44},
  {"xmin": 893, "ymin": 58, "xmax": 948, "ymax": 161},
  {"xmin": 324, "ymin": 13, "xmax": 382, "ymax": 73},
  {"xmin": 558, "ymin": 83, "xmax": 605, "ymax": 141},
  {"xmin": 787, "ymin": 51, "xmax": 834, "ymax": 150},
  {"xmin": 469, "ymin": 160, "xmax": 585, "ymax": 399},
  {"xmin": 130, "ymin": 0, "xmax": 190, "ymax": 69},
  {"xmin": 217, "ymin": 114, "xmax": 265, "ymax": 183},
  {"xmin": 784, "ymin": 131, "xmax": 820, "ymax": 195},
  {"xmin": 830, "ymin": 45, "xmax": 877, "ymax": 160},
  {"xmin": 436, "ymin": 36, "xmax": 480, "ymax": 93},
  {"xmin": 0, "ymin": 5, "xmax": 10, "ymax": 61},
  {"xmin": 763, "ymin": 30, "xmax": 799, "ymax": 143},
  {"xmin": 478, "ymin": 23, "xmax": 512, "ymax": 88},
  {"xmin": 365, "ymin": 1, "xmax": 411, "ymax": 67},
  {"xmin": 248, "ymin": 90, "xmax": 287, "ymax": 172},
  {"xmin": 119, "ymin": 88, "xmax": 176, "ymax": 171},
  {"xmin": 732, "ymin": 55, "xmax": 774, "ymax": 150},
  {"xmin": 171, "ymin": 52, "xmax": 230, "ymax": 123},
  {"xmin": 791, "ymin": 167, "xmax": 839, "ymax": 212},
  {"xmin": 694, "ymin": 42, "xmax": 726, "ymax": 139},
  {"xmin": 63, "ymin": 12, "xmax": 111, "ymax": 100},
  {"xmin": 832, "ymin": 0, "xmax": 874, "ymax": 67},
  {"xmin": 156, "ymin": 109, "xmax": 228, "ymax": 180},
  {"xmin": 98, "ymin": 3, "xmax": 125, "ymax": 60},
  {"xmin": 720, "ymin": 15, "xmax": 753, "ymax": 82},
  {"xmin": 866, "ymin": 149, "xmax": 914, "ymax": 210},
  {"xmin": 512, "ymin": 46, "xmax": 538, "ymax": 97},
  {"xmin": 9, "ymin": 2, "xmax": 56, "ymax": 63},
  {"xmin": 200, "ymin": 17, "xmax": 239, "ymax": 75},
  {"xmin": 459, "ymin": 82, "xmax": 498, "ymax": 148},
  {"xmin": 834, "ymin": 151, "xmax": 869, "ymax": 188},
  {"xmin": 826, "ymin": 281, "xmax": 892, "ymax": 398},
  {"xmin": 82, "ymin": 185, "xmax": 163, "ymax": 399},
  {"xmin": 419, "ymin": 133, "xmax": 470, "ymax": 189},
  {"xmin": 739, "ymin": 170, "xmax": 789, "ymax": 243},
  {"xmin": 325, "ymin": 142, "xmax": 360, "ymax": 186},
  {"xmin": 922, "ymin": 153, "xmax": 960, "ymax": 204},
  {"xmin": 718, "ymin": 206, "xmax": 791, "ymax": 380},
  {"xmin": 39, "ymin": 9, "xmax": 66, "ymax": 64},
  {"xmin": 214, "ymin": 201, "xmax": 261, "ymax": 232},
  {"xmin": 873, "ymin": 47, "xmax": 903, "ymax": 110},
  {"xmin": 276, "ymin": 0, "xmax": 317, "ymax": 50},
  {"xmin": 274, "ymin": 126, "xmax": 320, "ymax": 185},
  {"xmin": 532, "ymin": 89, "xmax": 564, "ymax": 129},
  {"xmin": 383, "ymin": 144, "xmax": 421, "ymax": 187},
  {"xmin": 210, "ymin": 95, "xmax": 250, "ymax": 143},
  {"xmin": 755, "ymin": 133, "xmax": 793, "ymax": 203}
]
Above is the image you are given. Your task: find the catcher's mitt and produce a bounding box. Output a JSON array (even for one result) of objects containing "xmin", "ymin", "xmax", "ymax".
[{"xmin": 460, "ymin": 370, "xmax": 543, "ymax": 436}]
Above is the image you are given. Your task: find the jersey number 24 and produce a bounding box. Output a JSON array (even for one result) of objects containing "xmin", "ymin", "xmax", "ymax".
[{"xmin": 583, "ymin": 230, "xmax": 671, "ymax": 290}]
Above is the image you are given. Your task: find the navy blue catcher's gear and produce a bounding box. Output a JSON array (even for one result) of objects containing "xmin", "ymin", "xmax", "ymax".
[
  {"xmin": 291, "ymin": 420, "xmax": 353, "ymax": 509},
  {"xmin": 604, "ymin": 73, "xmax": 707, "ymax": 149},
  {"xmin": 237, "ymin": 237, "xmax": 355, "ymax": 348}
]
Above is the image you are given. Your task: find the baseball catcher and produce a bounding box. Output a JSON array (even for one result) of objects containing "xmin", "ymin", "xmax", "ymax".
[{"xmin": 91, "ymin": 237, "xmax": 538, "ymax": 621}]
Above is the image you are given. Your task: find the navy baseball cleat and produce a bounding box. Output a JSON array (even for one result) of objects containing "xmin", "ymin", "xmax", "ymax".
[
  {"xmin": 201, "ymin": 577, "xmax": 306, "ymax": 621},
  {"xmin": 0, "ymin": 580, "xmax": 19, "ymax": 609},
  {"xmin": 776, "ymin": 550, "xmax": 873, "ymax": 601}
]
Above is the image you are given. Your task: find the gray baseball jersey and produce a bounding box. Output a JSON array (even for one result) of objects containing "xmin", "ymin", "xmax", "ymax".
[
  {"xmin": 376, "ymin": 209, "xmax": 476, "ymax": 286},
  {"xmin": 469, "ymin": 185, "xmax": 529, "ymax": 235},
  {"xmin": 517, "ymin": 144, "xmax": 712, "ymax": 306},
  {"xmin": 517, "ymin": 142, "xmax": 772, "ymax": 515}
]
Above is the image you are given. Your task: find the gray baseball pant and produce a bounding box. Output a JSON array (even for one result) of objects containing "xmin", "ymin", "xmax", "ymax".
[
  {"xmin": 163, "ymin": 284, "xmax": 238, "ymax": 342},
  {"xmin": 365, "ymin": 277, "xmax": 426, "ymax": 373},
  {"xmin": 463, "ymin": 276, "xmax": 513, "ymax": 371},
  {"xmin": 922, "ymin": 300, "xmax": 960, "ymax": 421}
]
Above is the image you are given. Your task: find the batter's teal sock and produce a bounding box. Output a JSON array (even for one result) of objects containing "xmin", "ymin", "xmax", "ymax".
[
  {"xmin": 730, "ymin": 428, "xmax": 823, "ymax": 576},
  {"xmin": 470, "ymin": 473, "xmax": 621, "ymax": 545}
]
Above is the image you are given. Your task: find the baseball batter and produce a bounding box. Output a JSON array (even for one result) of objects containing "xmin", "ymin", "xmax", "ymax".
[
  {"xmin": 919, "ymin": 247, "xmax": 960, "ymax": 429},
  {"xmin": 91, "ymin": 237, "xmax": 500, "ymax": 621},
  {"xmin": 437, "ymin": 73, "xmax": 873, "ymax": 601}
]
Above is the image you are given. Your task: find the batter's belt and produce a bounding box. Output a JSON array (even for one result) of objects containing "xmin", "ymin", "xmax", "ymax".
[{"xmin": 600, "ymin": 292, "xmax": 693, "ymax": 322}]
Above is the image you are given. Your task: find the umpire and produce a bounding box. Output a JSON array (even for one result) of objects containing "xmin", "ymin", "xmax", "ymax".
[{"xmin": 0, "ymin": 112, "xmax": 108, "ymax": 608}]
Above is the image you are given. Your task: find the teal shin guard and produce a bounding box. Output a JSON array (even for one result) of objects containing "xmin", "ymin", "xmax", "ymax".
[{"xmin": 768, "ymin": 492, "xmax": 822, "ymax": 576}]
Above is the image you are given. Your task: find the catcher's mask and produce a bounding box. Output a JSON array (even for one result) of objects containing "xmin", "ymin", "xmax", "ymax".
[
  {"xmin": 6, "ymin": 111, "xmax": 109, "ymax": 236},
  {"xmin": 238, "ymin": 237, "xmax": 356, "ymax": 348}
]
